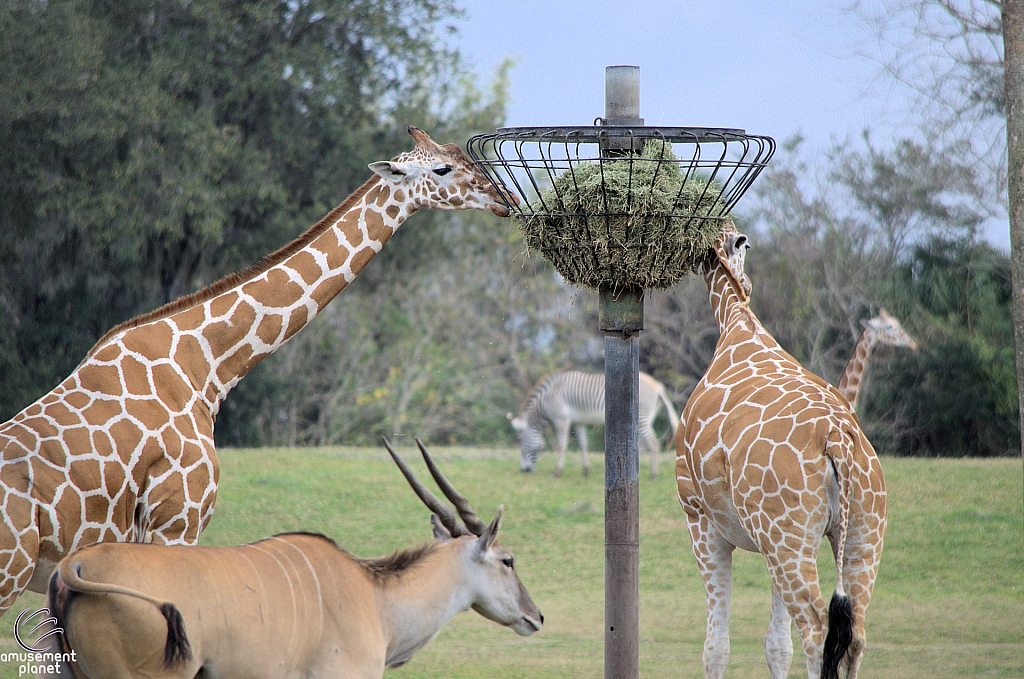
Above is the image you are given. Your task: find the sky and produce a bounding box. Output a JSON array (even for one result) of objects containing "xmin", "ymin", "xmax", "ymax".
[{"xmin": 452, "ymin": 0, "xmax": 1012, "ymax": 250}]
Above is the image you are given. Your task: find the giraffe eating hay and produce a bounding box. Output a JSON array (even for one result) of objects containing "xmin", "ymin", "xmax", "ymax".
[
  {"xmin": 837, "ymin": 309, "xmax": 917, "ymax": 412},
  {"xmin": 675, "ymin": 223, "xmax": 886, "ymax": 679},
  {"xmin": 0, "ymin": 127, "xmax": 514, "ymax": 617}
]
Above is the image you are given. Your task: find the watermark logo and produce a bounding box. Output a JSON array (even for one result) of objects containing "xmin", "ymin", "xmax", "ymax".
[
  {"xmin": 0, "ymin": 608, "xmax": 76, "ymax": 676},
  {"xmin": 14, "ymin": 608, "xmax": 63, "ymax": 652}
]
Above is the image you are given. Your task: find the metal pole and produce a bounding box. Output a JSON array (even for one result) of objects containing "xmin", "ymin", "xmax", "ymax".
[{"xmin": 601, "ymin": 65, "xmax": 642, "ymax": 679}]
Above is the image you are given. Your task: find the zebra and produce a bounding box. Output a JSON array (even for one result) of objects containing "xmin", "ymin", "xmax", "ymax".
[{"xmin": 508, "ymin": 370, "xmax": 679, "ymax": 478}]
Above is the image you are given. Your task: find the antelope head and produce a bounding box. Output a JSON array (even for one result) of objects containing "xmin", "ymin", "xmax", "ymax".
[{"xmin": 383, "ymin": 438, "xmax": 544, "ymax": 636}]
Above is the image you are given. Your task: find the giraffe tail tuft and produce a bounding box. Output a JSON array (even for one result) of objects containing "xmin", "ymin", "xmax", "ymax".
[{"xmin": 821, "ymin": 591, "xmax": 853, "ymax": 679}]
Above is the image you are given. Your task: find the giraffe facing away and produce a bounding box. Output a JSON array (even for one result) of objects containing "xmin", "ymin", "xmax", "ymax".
[
  {"xmin": 675, "ymin": 223, "xmax": 887, "ymax": 679},
  {"xmin": 837, "ymin": 309, "xmax": 917, "ymax": 412},
  {"xmin": 0, "ymin": 127, "xmax": 514, "ymax": 617}
]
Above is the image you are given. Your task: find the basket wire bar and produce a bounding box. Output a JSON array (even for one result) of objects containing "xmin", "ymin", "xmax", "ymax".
[
  {"xmin": 467, "ymin": 125, "xmax": 775, "ymax": 289},
  {"xmin": 468, "ymin": 126, "xmax": 774, "ymax": 218}
]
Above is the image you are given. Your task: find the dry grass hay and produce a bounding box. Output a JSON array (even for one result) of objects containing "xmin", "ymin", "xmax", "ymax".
[{"xmin": 514, "ymin": 141, "xmax": 725, "ymax": 289}]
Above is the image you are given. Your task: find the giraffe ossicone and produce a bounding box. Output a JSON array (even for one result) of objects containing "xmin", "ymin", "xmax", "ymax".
[
  {"xmin": 0, "ymin": 127, "xmax": 512, "ymax": 617},
  {"xmin": 675, "ymin": 221, "xmax": 886, "ymax": 679}
]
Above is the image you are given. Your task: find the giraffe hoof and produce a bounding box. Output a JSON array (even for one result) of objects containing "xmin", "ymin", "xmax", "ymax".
[
  {"xmin": 582, "ymin": 467, "xmax": 590, "ymax": 478},
  {"xmin": 551, "ymin": 469, "xmax": 562, "ymax": 479}
]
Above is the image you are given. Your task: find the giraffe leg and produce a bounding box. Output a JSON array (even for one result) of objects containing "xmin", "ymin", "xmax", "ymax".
[
  {"xmin": 574, "ymin": 425, "xmax": 590, "ymax": 477},
  {"xmin": 686, "ymin": 511, "xmax": 735, "ymax": 679},
  {"xmin": 552, "ymin": 418, "xmax": 571, "ymax": 478},
  {"xmin": 137, "ymin": 460, "xmax": 211, "ymax": 547},
  {"xmin": 765, "ymin": 584, "xmax": 794, "ymax": 679},
  {"xmin": 763, "ymin": 547, "xmax": 829, "ymax": 679},
  {"xmin": 0, "ymin": 489, "xmax": 39, "ymax": 618},
  {"xmin": 639, "ymin": 422, "xmax": 659, "ymax": 479},
  {"xmin": 839, "ymin": 535, "xmax": 884, "ymax": 679}
]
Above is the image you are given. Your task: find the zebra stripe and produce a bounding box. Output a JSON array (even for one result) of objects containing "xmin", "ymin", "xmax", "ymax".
[{"xmin": 509, "ymin": 370, "xmax": 678, "ymax": 478}]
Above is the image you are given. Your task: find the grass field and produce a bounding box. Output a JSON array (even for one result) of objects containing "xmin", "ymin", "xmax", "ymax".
[{"xmin": 1, "ymin": 447, "xmax": 1021, "ymax": 678}]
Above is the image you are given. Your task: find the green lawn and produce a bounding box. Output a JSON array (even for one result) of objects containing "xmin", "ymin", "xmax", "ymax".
[{"xmin": 1, "ymin": 448, "xmax": 1021, "ymax": 678}]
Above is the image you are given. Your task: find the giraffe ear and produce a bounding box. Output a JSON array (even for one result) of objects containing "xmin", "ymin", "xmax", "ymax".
[{"xmin": 369, "ymin": 161, "xmax": 410, "ymax": 182}]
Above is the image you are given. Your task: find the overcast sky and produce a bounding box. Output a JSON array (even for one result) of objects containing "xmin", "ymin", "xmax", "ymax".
[{"xmin": 453, "ymin": 0, "xmax": 1011, "ymax": 249}]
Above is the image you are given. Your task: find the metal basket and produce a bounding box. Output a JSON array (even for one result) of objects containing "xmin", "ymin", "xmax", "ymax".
[{"xmin": 467, "ymin": 126, "xmax": 775, "ymax": 289}]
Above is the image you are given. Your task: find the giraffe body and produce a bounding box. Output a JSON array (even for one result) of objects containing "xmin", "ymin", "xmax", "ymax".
[
  {"xmin": 0, "ymin": 127, "xmax": 513, "ymax": 616},
  {"xmin": 837, "ymin": 309, "xmax": 916, "ymax": 411},
  {"xmin": 675, "ymin": 226, "xmax": 886, "ymax": 679}
]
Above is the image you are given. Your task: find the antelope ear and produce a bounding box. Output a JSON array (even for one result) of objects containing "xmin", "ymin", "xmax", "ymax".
[
  {"xmin": 476, "ymin": 505, "xmax": 503, "ymax": 553},
  {"xmin": 431, "ymin": 514, "xmax": 454, "ymax": 543},
  {"xmin": 369, "ymin": 161, "xmax": 410, "ymax": 182}
]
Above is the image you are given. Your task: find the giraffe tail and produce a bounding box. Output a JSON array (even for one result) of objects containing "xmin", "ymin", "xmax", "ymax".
[
  {"xmin": 56, "ymin": 559, "xmax": 193, "ymax": 668},
  {"xmin": 821, "ymin": 433, "xmax": 855, "ymax": 679}
]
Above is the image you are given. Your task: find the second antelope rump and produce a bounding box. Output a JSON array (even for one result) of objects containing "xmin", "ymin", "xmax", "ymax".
[{"xmin": 44, "ymin": 439, "xmax": 542, "ymax": 679}]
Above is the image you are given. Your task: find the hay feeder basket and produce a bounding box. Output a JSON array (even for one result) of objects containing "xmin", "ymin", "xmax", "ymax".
[{"xmin": 467, "ymin": 125, "xmax": 774, "ymax": 291}]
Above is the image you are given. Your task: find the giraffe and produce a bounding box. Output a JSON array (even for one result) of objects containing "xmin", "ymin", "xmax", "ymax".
[
  {"xmin": 837, "ymin": 309, "xmax": 917, "ymax": 412},
  {"xmin": 0, "ymin": 126, "xmax": 514, "ymax": 617},
  {"xmin": 675, "ymin": 223, "xmax": 886, "ymax": 679}
]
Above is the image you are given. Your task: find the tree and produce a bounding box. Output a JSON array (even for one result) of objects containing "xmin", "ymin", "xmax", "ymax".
[
  {"xmin": 1004, "ymin": 0, "xmax": 1024, "ymax": 463},
  {"xmin": 859, "ymin": 0, "xmax": 1006, "ymax": 199},
  {"xmin": 0, "ymin": 0, "xmax": 481, "ymax": 422},
  {"xmin": 693, "ymin": 135, "xmax": 1018, "ymax": 456}
]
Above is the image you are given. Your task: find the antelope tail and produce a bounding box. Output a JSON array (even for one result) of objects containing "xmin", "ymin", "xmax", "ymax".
[
  {"xmin": 56, "ymin": 560, "xmax": 193, "ymax": 668},
  {"xmin": 821, "ymin": 432, "xmax": 855, "ymax": 679}
]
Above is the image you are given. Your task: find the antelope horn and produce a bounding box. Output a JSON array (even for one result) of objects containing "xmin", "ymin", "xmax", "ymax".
[
  {"xmin": 383, "ymin": 437, "xmax": 466, "ymax": 537},
  {"xmin": 415, "ymin": 438, "xmax": 489, "ymax": 536}
]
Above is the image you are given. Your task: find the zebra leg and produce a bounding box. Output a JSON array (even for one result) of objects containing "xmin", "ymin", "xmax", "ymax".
[
  {"xmin": 640, "ymin": 422, "xmax": 660, "ymax": 479},
  {"xmin": 552, "ymin": 418, "xmax": 571, "ymax": 478},
  {"xmin": 575, "ymin": 425, "xmax": 590, "ymax": 477}
]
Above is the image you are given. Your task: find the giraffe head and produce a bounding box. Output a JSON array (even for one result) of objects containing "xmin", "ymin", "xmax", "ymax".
[
  {"xmin": 703, "ymin": 220, "xmax": 753, "ymax": 301},
  {"xmin": 863, "ymin": 308, "xmax": 917, "ymax": 349},
  {"xmin": 369, "ymin": 127, "xmax": 518, "ymax": 217}
]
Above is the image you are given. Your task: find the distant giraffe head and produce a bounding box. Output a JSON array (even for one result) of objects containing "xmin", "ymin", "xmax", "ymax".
[
  {"xmin": 710, "ymin": 221, "xmax": 751, "ymax": 291},
  {"xmin": 369, "ymin": 126, "xmax": 517, "ymax": 217},
  {"xmin": 862, "ymin": 308, "xmax": 917, "ymax": 350},
  {"xmin": 701, "ymin": 220, "xmax": 753, "ymax": 321}
]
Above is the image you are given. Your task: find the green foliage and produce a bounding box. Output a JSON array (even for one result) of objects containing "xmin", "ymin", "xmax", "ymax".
[
  {"xmin": 725, "ymin": 136, "xmax": 1019, "ymax": 457},
  {"xmin": 0, "ymin": 0, "xmax": 473, "ymax": 420},
  {"xmin": 865, "ymin": 237, "xmax": 1018, "ymax": 456}
]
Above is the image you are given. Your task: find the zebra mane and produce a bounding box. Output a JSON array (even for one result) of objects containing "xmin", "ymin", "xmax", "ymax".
[{"xmin": 518, "ymin": 373, "xmax": 559, "ymax": 430}]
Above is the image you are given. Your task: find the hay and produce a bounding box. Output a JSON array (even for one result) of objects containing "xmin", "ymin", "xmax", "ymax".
[{"xmin": 514, "ymin": 140, "xmax": 725, "ymax": 289}]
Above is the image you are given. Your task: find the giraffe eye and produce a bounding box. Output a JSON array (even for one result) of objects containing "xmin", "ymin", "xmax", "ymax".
[
  {"xmin": 502, "ymin": 557, "xmax": 514, "ymax": 569},
  {"xmin": 433, "ymin": 165, "xmax": 453, "ymax": 176}
]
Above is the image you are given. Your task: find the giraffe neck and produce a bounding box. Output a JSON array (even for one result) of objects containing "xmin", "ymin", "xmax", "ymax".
[
  {"xmin": 114, "ymin": 175, "xmax": 416, "ymax": 412},
  {"xmin": 705, "ymin": 259, "xmax": 754, "ymax": 334},
  {"xmin": 838, "ymin": 328, "xmax": 877, "ymax": 409}
]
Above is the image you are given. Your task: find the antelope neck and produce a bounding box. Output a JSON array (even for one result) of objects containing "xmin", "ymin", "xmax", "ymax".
[{"xmin": 378, "ymin": 539, "xmax": 474, "ymax": 667}]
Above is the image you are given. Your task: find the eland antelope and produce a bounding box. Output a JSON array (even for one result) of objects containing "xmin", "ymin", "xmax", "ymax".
[
  {"xmin": 509, "ymin": 370, "xmax": 679, "ymax": 478},
  {"xmin": 45, "ymin": 439, "xmax": 542, "ymax": 679}
]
